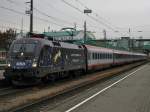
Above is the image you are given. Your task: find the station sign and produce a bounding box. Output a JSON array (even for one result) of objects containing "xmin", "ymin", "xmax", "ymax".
[
  {"xmin": 26, "ymin": 10, "xmax": 32, "ymax": 14},
  {"xmin": 84, "ymin": 9, "xmax": 92, "ymax": 14}
]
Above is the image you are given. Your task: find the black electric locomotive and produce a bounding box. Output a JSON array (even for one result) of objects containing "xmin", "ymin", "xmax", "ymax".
[{"xmin": 4, "ymin": 38, "xmax": 86, "ymax": 85}]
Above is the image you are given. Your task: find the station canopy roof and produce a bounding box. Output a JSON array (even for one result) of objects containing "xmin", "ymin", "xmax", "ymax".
[{"xmin": 43, "ymin": 30, "xmax": 96, "ymax": 41}]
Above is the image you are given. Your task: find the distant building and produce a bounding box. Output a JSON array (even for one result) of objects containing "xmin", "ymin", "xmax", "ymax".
[{"xmin": 117, "ymin": 37, "xmax": 131, "ymax": 50}]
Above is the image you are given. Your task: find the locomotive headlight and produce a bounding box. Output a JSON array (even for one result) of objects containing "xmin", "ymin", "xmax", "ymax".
[
  {"xmin": 32, "ymin": 63, "xmax": 37, "ymax": 67},
  {"xmin": 7, "ymin": 60, "xmax": 11, "ymax": 67},
  {"xmin": 8, "ymin": 63, "xmax": 11, "ymax": 67},
  {"xmin": 32, "ymin": 58, "xmax": 38, "ymax": 67}
]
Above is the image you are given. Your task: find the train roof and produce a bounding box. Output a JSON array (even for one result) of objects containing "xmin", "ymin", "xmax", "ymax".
[
  {"xmin": 85, "ymin": 45, "xmax": 146, "ymax": 56},
  {"xmin": 85, "ymin": 45, "xmax": 113, "ymax": 53},
  {"xmin": 13, "ymin": 38, "xmax": 84, "ymax": 50}
]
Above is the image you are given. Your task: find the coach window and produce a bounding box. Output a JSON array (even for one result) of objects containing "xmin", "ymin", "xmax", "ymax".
[
  {"xmin": 110, "ymin": 54, "xmax": 111, "ymax": 59},
  {"xmin": 100, "ymin": 53, "xmax": 101, "ymax": 59},
  {"xmin": 92, "ymin": 53, "xmax": 94, "ymax": 59},
  {"xmin": 104, "ymin": 53, "xmax": 106, "ymax": 59},
  {"xmin": 101, "ymin": 53, "xmax": 103, "ymax": 59},
  {"xmin": 99, "ymin": 53, "xmax": 101, "ymax": 59},
  {"xmin": 96, "ymin": 53, "xmax": 97, "ymax": 60},
  {"xmin": 102, "ymin": 53, "xmax": 104, "ymax": 59},
  {"xmin": 101, "ymin": 53, "xmax": 102, "ymax": 59},
  {"xmin": 97, "ymin": 53, "xmax": 98, "ymax": 59},
  {"xmin": 94, "ymin": 53, "xmax": 95, "ymax": 60}
]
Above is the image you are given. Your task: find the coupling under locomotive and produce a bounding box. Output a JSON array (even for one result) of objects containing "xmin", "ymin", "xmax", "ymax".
[{"xmin": 4, "ymin": 38, "xmax": 86, "ymax": 85}]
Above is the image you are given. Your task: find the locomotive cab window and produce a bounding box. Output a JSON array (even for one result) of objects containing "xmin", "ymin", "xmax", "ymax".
[{"xmin": 12, "ymin": 43, "xmax": 36, "ymax": 53}]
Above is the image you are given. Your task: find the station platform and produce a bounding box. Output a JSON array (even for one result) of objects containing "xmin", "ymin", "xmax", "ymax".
[{"xmin": 63, "ymin": 63, "xmax": 150, "ymax": 112}]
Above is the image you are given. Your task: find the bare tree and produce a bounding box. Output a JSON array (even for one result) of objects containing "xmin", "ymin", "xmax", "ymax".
[{"xmin": 0, "ymin": 29, "xmax": 16, "ymax": 51}]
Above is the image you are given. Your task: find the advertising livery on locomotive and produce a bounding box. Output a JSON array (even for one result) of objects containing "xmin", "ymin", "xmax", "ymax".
[{"xmin": 4, "ymin": 37, "xmax": 147, "ymax": 85}]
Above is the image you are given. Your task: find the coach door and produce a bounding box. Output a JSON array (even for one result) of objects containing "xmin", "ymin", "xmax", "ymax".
[{"xmin": 39, "ymin": 46, "xmax": 52, "ymax": 67}]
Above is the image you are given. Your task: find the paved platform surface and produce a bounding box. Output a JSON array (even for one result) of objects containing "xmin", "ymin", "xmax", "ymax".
[
  {"xmin": 22, "ymin": 63, "xmax": 150, "ymax": 112},
  {"xmin": 68, "ymin": 64, "xmax": 150, "ymax": 112}
]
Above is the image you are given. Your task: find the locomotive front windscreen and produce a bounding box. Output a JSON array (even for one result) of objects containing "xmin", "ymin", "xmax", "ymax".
[{"xmin": 12, "ymin": 43, "xmax": 36, "ymax": 53}]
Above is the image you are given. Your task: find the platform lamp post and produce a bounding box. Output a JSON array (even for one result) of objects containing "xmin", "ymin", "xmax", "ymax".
[{"xmin": 84, "ymin": 9, "xmax": 92, "ymax": 44}]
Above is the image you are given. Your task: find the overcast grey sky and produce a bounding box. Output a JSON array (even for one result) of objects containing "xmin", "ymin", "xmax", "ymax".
[{"xmin": 0, "ymin": 0, "xmax": 150, "ymax": 39}]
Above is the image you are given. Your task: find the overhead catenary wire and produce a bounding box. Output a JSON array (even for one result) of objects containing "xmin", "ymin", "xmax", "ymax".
[
  {"xmin": 0, "ymin": 5, "xmax": 70, "ymax": 32},
  {"xmin": 34, "ymin": 8, "xmax": 75, "ymax": 26},
  {"xmin": 60, "ymin": 0, "xmax": 104, "ymax": 30},
  {"xmin": 35, "ymin": 16, "xmax": 68, "ymax": 28},
  {"xmin": 61, "ymin": 0, "xmax": 117, "ymax": 31},
  {"xmin": 61, "ymin": 0, "xmax": 83, "ymax": 13},
  {"xmin": 0, "ymin": 6, "xmax": 26, "ymax": 15},
  {"xmin": 2, "ymin": 0, "xmax": 118, "ymax": 35},
  {"xmin": 5, "ymin": 0, "xmax": 26, "ymax": 6},
  {"xmin": 3, "ymin": 0, "xmax": 104, "ymax": 33},
  {"xmin": 3, "ymin": 0, "xmax": 82, "ymax": 30},
  {"xmin": 38, "ymin": 0, "xmax": 85, "ymax": 28},
  {"xmin": 73, "ymin": 0, "xmax": 119, "ymax": 30}
]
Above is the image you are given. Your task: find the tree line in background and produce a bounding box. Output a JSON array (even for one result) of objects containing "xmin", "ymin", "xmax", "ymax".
[{"xmin": 0, "ymin": 29, "xmax": 16, "ymax": 51}]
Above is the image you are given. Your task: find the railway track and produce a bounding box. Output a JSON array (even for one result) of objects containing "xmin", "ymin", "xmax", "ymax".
[
  {"xmin": 0, "ymin": 87, "xmax": 27, "ymax": 98},
  {"xmin": 0, "ymin": 87, "xmax": 11, "ymax": 92},
  {"xmin": 0, "ymin": 61, "xmax": 144, "ymax": 112}
]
